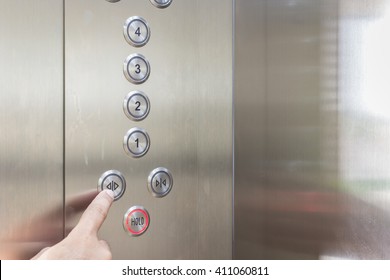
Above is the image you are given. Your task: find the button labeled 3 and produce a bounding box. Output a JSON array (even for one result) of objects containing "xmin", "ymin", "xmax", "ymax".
[
  {"xmin": 123, "ymin": 91, "xmax": 150, "ymax": 121},
  {"xmin": 123, "ymin": 54, "xmax": 150, "ymax": 84},
  {"xmin": 123, "ymin": 206, "xmax": 150, "ymax": 236},
  {"xmin": 124, "ymin": 127, "xmax": 150, "ymax": 158},
  {"xmin": 148, "ymin": 167, "xmax": 173, "ymax": 197},
  {"xmin": 124, "ymin": 16, "xmax": 150, "ymax": 47},
  {"xmin": 98, "ymin": 170, "xmax": 126, "ymax": 201},
  {"xmin": 150, "ymin": 0, "xmax": 172, "ymax": 8}
]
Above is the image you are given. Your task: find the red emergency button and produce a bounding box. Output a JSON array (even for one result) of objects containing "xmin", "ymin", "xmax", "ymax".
[{"xmin": 123, "ymin": 206, "xmax": 150, "ymax": 236}]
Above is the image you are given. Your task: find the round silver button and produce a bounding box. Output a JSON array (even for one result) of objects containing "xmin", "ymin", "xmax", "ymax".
[
  {"xmin": 123, "ymin": 206, "xmax": 150, "ymax": 237},
  {"xmin": 124, "ymin": 127, "xmax": 150, "ymax": 158},
  {"xmin": 123, "ymin": 91, "xmax": 150, "ymax": 121},
  {"xmin": 106, "ymin": 0, "xmax": 120, "ymax": 3},
  {"xmin": 98, "ymin": 170, "xmax": 126, "ymax": 201},
  {"xmin": 148, "ymin": 167, "xmax": 173, "ymax": 197},
  {"xmin": 124, "ymin": 16, "xmax": 151, "ymax": 47},
  {"xmin": 150, "ymin": 0, "xmax": 172, "ymax": 8},
  {"xmin": 123, "ymin": 54, "xmax": 150, "ymax": 84}
]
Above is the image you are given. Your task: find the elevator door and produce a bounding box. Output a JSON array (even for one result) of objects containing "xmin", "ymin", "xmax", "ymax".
[{"xmin": 65, "ymin": 0, "xmax": 233, "ymax": 259}]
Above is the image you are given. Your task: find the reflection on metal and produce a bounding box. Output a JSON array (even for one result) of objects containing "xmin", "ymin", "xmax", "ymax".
[
  {"xmin": 234, "ymin": 0, "xmax": 390, "ymax": 259},
  {"xmin": 0, "ymin": 0, "xmax": 64, "ymax": 259}
]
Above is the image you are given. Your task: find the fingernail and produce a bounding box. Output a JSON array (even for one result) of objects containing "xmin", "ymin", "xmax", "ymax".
[{"xmin": 105, "ymin": 189, "xmax": 115, "ymax": 199}]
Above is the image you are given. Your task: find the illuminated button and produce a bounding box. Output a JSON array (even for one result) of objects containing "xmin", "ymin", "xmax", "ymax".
[
  {"xmin": 148, "ymin": 167, "xmax": 173, "ymax": 197},
  {"xmin": 123, "ymin": 54, "xmax": 150, "ymax": 84},
  {"xmin": 98, "ymin": 170, "xmax": 126, "ymax": 201},
  {"xmin": 124, "ymin": 16, "xmax": 150, "ymax": 47},
  {"xmin": 123, "ymin": 127, "xmax": 150, "ymax": 158},
  {"xmin": 123, "ymin": 91, "xmax": 150, "ymax": 121},
  {"xmin": 150, "ymin": 0, "xmax": 172, "ymax": 8},
  {"xmin": 123, "ymin": 206, "xmax": 150, "ymax": 236}
]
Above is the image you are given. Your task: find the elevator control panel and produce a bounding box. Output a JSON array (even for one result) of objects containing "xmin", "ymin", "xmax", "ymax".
[
  {"xmin": 66, "ymin": 0, "xmax": 232, "ymax": 258},
  {"xmin": 97, "ymin": 0, "xmax": 175, "ymax": 238}
]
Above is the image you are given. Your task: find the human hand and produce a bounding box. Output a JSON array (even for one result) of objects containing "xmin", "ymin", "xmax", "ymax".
[{"xmin": 32, "ymin": 190, "xmax": 115, "ymax": 260}]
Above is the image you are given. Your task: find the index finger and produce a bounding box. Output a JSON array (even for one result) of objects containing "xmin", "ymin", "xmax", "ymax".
[{"xmin": 74, "ymin": 190, "xmax": 115, "ymax": 235}]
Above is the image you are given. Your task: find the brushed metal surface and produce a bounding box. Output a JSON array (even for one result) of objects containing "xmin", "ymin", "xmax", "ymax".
[
  {"xmin": 235, "ymin": 0, "xmax": 390, "ymax": 259},
  {"xmin": 65, "ymin": 0, "xmax": 233, "ymax": 259},
  {"xmin": 0, "ymin": 0, "xmax": 64, "ymax": 259}
]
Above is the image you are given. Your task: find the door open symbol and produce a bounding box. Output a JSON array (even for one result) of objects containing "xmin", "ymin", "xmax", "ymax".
[
  {"xmin": 155, "ymin": 178, "xmax": 166, "ymax": 188},
  {"xmin": 106, "ymin": 181, "xmax": 119, "ymax": 191}
]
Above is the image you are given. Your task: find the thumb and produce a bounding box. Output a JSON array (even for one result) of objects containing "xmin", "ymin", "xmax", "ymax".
[{"xmin": 73, "ymin": 190, "xmax": 115, "ymax": 236}]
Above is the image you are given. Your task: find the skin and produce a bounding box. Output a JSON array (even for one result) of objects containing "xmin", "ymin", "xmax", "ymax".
[{"xmin": 31, "ymin": 190, "xmax": 114, "ymax": 260}]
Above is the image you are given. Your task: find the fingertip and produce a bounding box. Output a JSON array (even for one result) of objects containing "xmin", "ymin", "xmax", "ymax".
[{"xmin": 104, "ymin": 189, "xmax": 115, "ymax": 200}]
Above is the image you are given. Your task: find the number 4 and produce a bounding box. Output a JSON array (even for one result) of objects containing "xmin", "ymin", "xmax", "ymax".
[{"xmin": 135, "ymin": 27, "xmax": 141, "ymax": 36}]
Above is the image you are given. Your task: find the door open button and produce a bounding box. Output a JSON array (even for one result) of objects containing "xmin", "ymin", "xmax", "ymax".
[{"xmin": 98, "ymin": 170, "xmax": 126, "ymax": 201}]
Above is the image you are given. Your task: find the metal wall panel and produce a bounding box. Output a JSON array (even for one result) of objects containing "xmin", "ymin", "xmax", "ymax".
[
  {"xmin": 234, "ymin": 0, "xmax": 390, "ymax": 259},
  {"xmin": 65, "ymin": 0, "xmax": 233, "ymax": 259},
  {"xmin": 0, "ymin": 0, "xmax": 64, "ymax": 259}
]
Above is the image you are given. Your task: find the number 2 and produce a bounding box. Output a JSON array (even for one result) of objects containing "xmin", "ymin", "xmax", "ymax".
[{"xmin": 135, "ymin": 101, "xmax": 141, "ymax": 111}]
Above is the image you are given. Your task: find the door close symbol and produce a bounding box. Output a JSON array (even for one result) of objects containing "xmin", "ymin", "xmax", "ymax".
[{"xmin": 155, "ymin": 178, "xmax": 167, "ymax": 188}]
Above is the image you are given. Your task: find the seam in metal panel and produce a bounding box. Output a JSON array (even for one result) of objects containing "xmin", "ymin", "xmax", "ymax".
[
  {"xmin": 62, "ymin": 0, "xmax": 66, "ymax": 239},
  {"xmin": 232, "ymin": 0, "xmax": 236, "ymax": 260}
]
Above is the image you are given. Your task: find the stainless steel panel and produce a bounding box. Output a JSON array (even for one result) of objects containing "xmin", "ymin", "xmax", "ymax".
[
  {"xmin": 65, "ymin": 0, "xmax": 233, "ymax": 259},
  {"xmin": 235, "ymin": 0, "xmax": 390, "ymax": 259},
  {"xmin": 0, "ymin": 0, "xmax": 64, "ymax": 259}
]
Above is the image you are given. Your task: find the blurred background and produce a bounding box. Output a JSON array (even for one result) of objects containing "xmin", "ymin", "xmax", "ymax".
[{"xmin": 235, "ymin": 0, "xmax": 390, "ymax": 259}]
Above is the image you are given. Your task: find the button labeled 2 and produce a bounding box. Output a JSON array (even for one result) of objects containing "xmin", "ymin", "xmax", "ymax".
[
  {"xmin": 124, "ymin": 16, "xmax": 151, "ymax": 47},
  {"xmin": 123, "ymin": 53, "xmax": 150, "ymax": 84},
  {"xmin": 123, "ymin": 91, "xmax": 150, "ymax": 121},
  {"xmin": 123, "ymin": 127, "xmax": 150, "ymax": 158}
]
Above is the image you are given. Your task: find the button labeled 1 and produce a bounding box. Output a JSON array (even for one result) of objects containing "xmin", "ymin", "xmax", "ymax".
[
  {"xmin": 123, "ymin": 53, "xmax": 150, "ymax": 84},
  {"xmin": 124, "ymin": 16, "xmax": 150, "ymax": 47},
  {"xmin": 123, "ymin": 206, "xmax": 150, "ymax": 236},
  {"xmin": 98, "ymin": 170, "xmax": 126, "ymax": 201},
  {"xmin": 123, "ymin": 91, "xmax": 150, "ymax": 121},
  {"xmin": 148, "ymin": 167, "xmax": 173, "ymax": 197},
  {"xmin": 124, "ymin": 127, "xmax": 150, "ymax": 158},
  {"xmin": 150, "ymin": 0, "xmax": 172, "ymax": 8}
]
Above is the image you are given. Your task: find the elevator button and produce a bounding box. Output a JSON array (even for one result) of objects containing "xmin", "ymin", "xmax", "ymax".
[
  {"xmin": 98, "ymin": 170, "xmax": 126, "ymax": 201},
  {"xmin": 124, "ymin": 16, "xmax": 150, "ymax": 47},
  {"xmin": 124, "ymin": 127, "xmax": 150, "ymax": 158},
  {"xmin": 150, "ymin": 0, "xmax": 172, "ymax": 8},
  {"xmin": 123, "ymin": 54, "xmax": 150, "ymax": 84},
  {"xmin": 123, "ymin": 206, "xmax": 150, "ymax": 236},
  {"xmin": 148, "ymin": 167, "xmax": 173, "ymax": 197},
  {"xmin": 123, "ymin": 91, "xmax": 150, "ymax": 121}
]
